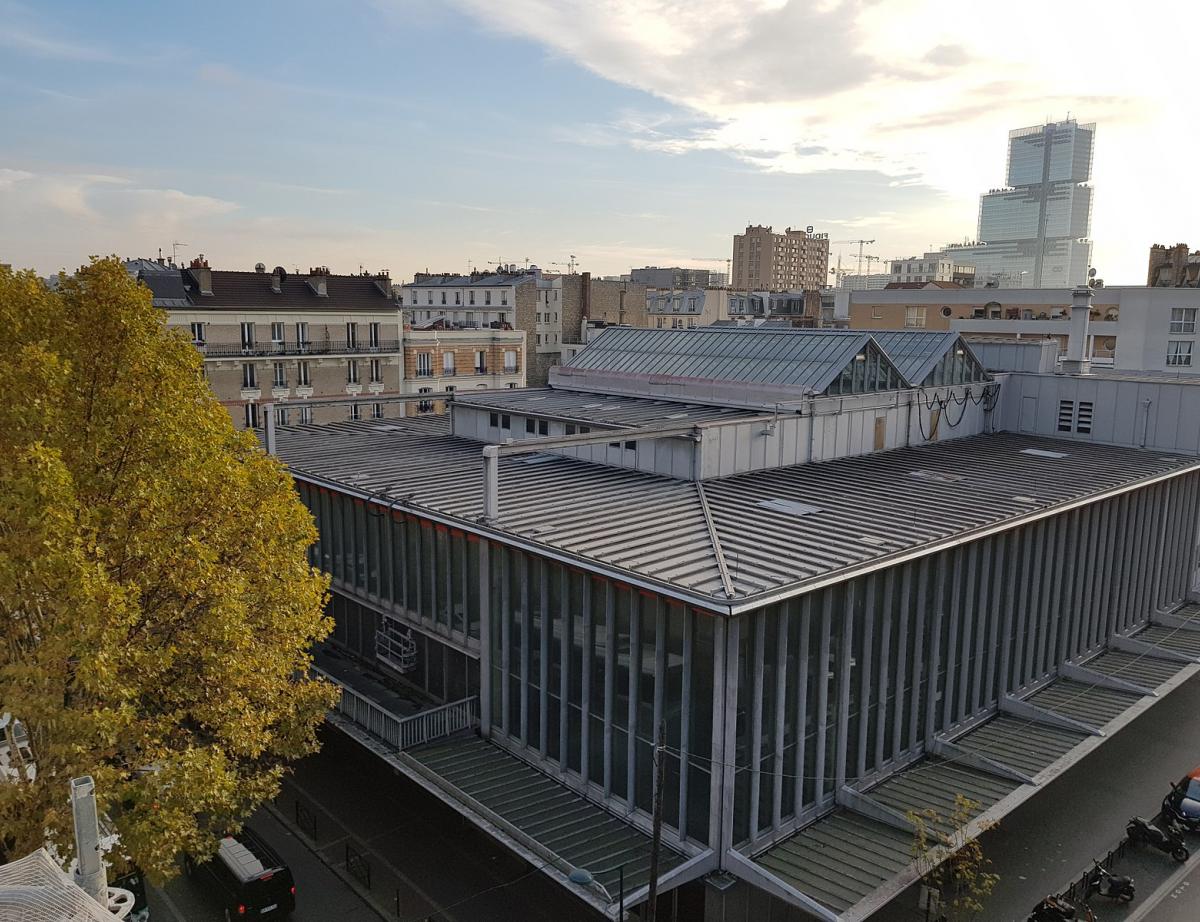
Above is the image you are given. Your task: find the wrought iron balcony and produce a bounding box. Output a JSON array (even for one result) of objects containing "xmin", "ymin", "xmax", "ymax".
[{"xmin": 199, "ymin": 339, "xmax": 401, "ymax": 358}]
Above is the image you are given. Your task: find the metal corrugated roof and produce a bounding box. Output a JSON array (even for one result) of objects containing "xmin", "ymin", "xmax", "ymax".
[
  {"xmin": 950, "ymin": 715, "xmax": 1086, "ymax": 778},
  {"xmin": 1025, "ymin": 680, "xmax": 1141, "ymax": 728},
  {"xmin": 753, "ymin": 640, "xmax": 1199, "ymax": 920},
  {"xmin": 453, "ymin": 388, "xmax": 759, "ymax": 427},
  {"xmin": 274, "ymin": 422, "xmax": 1199, "ymax": 609},
  {"xmin": 410, "ymin": 736, "xmax": 685, "ymax": 899},
  {"xmin": 565, "ymin": 327, "xmax": 886, "ymax": 394},
  {"xmin": 756, "ymin": 811, "xmax": 913, "ymax": 914}
]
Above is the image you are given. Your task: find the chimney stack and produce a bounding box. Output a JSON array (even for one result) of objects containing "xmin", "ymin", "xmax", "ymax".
[
  {"xmin": 307, "ymin": 266, "xmax": 329, "ymax": 297},
  {"xmin": 1060, "ymin": 286, "xmax": 1092, "ymax": 375},
  {"xmin": 188, "ymin": 255, "xmax": 213, "ymax": 297}
]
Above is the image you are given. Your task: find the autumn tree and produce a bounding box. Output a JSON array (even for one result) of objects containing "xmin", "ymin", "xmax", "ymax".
[
  {"xmin": 908, "ymin": 794, "xmax": 1000, "ymax": 922},
  {"xmin": 0, "ymin": 258, "xmax": 335, "ymax": 880}
]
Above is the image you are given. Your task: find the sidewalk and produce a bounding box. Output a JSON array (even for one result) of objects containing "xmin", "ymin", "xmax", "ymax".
[{"xmin": 270, "ymin": 727, "xmax": 600, "ymax": 922}]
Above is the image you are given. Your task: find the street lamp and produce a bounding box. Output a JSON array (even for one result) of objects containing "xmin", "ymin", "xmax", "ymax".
[{"xmin": 568, "ymin": 864, "xmax": 625, "ymax": 920}]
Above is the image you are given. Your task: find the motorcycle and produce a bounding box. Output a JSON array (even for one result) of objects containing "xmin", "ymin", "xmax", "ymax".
[
  {"xmin": 1162, "ymin": 782, "xmax": 1200, "ymax": 833},
  {"xmin": 1027, "ymin": 895, "xmax": 1094, "ymax": 921},
  {"xmin": 1086, "ymin": 860, "xmax": 1135, "ymax": 902},
  {"xmin": 1126, "ymin": 814, "xmax": 1189, "ymax": 862}
]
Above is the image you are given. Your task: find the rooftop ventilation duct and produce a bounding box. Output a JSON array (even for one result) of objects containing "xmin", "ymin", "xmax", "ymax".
[{"xmin": 1060, "ymin": 286, "xmax": 1092, "ymax": 375}]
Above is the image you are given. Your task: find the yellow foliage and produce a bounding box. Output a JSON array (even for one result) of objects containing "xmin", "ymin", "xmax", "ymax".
[{"xmin": 0, "ymin": 258, "xmax": 335, "ymax": 880}]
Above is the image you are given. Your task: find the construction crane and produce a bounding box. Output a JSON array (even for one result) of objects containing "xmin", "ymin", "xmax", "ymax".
[{"xmin": 833, "ymin": 239, "xmax": 876, "ymax": 277}]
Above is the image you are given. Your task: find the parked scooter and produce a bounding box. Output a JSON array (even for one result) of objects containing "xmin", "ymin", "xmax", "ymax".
[
  {"xmin": 1126, "ymin": 815, "xmax": 1189, "ymax": 862},
  {"xmin": 1027, "ymin": 895, "xmax": 1090, "ymax": 921},
  {"xmin": 1086, "ymin": 860, "xmax": 1135, "ymax": 902},
  {"xmin": 1162, "ymin": 782, "xmax": 1200, "ymax": 833}
]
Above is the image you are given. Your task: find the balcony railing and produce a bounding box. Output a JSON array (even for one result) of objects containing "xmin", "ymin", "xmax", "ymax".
[
  {"xmin": 315, "ymin": 666, "xmax": 478, "ymax": 751},
  {"xmin": 199, "ymin": 339, "xmax": 401, "ymax": 358}
]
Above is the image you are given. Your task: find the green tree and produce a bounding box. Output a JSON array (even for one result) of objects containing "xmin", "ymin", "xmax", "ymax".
[
  {"xmin": 0, "ymin": 258, "xmax": 335, "ymax": 880},
  {"xmin": 908, "ymin": 793, "xmax": 1000, "ymax": 922}
]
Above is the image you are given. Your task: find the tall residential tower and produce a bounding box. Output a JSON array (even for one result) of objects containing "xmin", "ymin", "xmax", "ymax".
[
  {"xmin": 946, "ymin": 119, "xmax": 1095, "ymax": 288},
  {"xmin": 731, "ymin": 224, "xmax": 829, "ymax": 292}
]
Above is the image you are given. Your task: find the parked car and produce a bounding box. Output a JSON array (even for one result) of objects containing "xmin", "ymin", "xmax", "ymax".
[
  {"xmin": 1164, "ymin": 766, "xmax": 1200, "ymax": 831},
  {"xmin": 186, "ymin": 826, "xmax": 295, "ymax": 919}
]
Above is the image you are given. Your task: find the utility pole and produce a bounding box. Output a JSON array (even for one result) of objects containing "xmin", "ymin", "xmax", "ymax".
[{"xmin": 645, "ymin": 719, "xmax": 666, "ymax": 922}]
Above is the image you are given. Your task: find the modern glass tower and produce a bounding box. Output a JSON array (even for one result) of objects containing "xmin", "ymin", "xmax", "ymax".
[{"xmin": 947, "ymin": 119, "xmax": 1095, "ymax": 288}]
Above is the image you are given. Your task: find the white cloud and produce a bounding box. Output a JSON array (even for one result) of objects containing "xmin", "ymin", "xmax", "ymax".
[{"xmin": 439, "ymin": 0, "xmax": 1200, "ymax": 281}]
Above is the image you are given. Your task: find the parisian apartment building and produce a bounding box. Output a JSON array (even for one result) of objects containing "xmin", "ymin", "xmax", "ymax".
[
  {"xmin": 400, "ymin": 268, "xmax": 652, "ymax": 386},
  {"xmin": 130, "ymin": 259, "xmax": 526, "ymax": 428},
  {"xmin": 731, "ymin": 224, "xmax": 830, "ymax": 292}
]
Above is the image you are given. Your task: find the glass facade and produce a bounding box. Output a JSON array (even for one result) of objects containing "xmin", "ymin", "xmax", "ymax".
[
  {"xmin": 294, "ymin": 466, "xmax": 1199, "ymax": 862},
  {"xmin": 729, "ymin": 473, "xmax": 1199, "ymax": 852},
  {"xmin": 295, "ymin": 482, "xmax": 481, "ymax": 650},
  {"xmin": 963, "ymin": 120, "xmax": 1096, "ymax": 287},
  {"xmin": 487, "ymin": 544, "xmax": 716, "ymax": 846}
]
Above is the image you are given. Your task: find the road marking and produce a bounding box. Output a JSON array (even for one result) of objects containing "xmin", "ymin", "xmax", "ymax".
[{"xmin": 1125, "ymin": 847, "xmax": 1200, "ymax": 922}]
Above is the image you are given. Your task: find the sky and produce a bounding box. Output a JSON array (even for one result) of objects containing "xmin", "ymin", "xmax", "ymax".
[{"xmin": 0, "ymin": 0, "xmax": 1194, "ymax": 285}]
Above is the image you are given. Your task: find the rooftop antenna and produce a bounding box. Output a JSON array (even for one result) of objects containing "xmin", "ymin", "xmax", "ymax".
[{"xmin": 171, "ymin": 241, "xmax": 188, "ymax": 265}]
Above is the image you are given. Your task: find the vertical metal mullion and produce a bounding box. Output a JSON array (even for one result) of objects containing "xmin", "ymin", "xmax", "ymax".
[
  {"xmin": 1083, "ymin": 501, "xmax": 1106, "ymax": 650},
  {"xmin": 1044, "ymin": 516, "xmax": 1067, "ymax": 669},
  {"xmin": 539, "ymin": 563, "xmax": 549, "ymax": 756},
  {"xmin": 559, "ymin": 571, "xmax": 571, "ymax": 772},
  {"xmin": 875, "ymin": 569, "xmax": 894, "ymax": 772},
  {"xmin": 814, "ymin": 592, "xmax": 833, "ymax": 806},
  {"xmin": 716, "ymin": 617, "xmax": 740, "ymax": 855},
  {"xmin": 1120, "ymin": 494, "xmax": 1146, "ymax": 633},
  {"xmin": 1034, "ymin": 518, "xmax": 1056, "ymax": 679},
  {"xmin": 1148, "ymin": 482, "xmax": 1171, "ymax": 612},
  {"xmin": 520, "ymin": 558, "xmax": 530, "ymax": 745},
  {"xmin": 835, "ymin": 583, "xmax": 856, "ymax": 792},
  {"xmin": 479, "ymin": 540, "xmax": 492, "ymax": 738},
  {"xmin": 678, "ymin": 609, "xmax": 693, "ymax": 844},
  {"xmin": 383, "ymin": 510, "xmax": 395, "ymax": 604},
  {"xmin": 1128, "ymin": 486, "xmax": 1152, "ymax": 624},
  {"xmin": 749, "ymin": 612, "xmax": 766, "ymax": 840},
  {"xmin": 857, "ymin": 575, "xmax": 876, "ymax": 780},
  {"xmin": 1098, "ymin": 498, "xmax": 1125, "ymax": 641},
  {"xmin": 942, "ymin": 549, "xmax": 963, "ymax": 730},
  {"xmin": 499, "ymin": 546, "xmax": 510, "ymax": 737},
  {"xmin": 603, "ymin": 583, "xmax": 615, "ymax": 799},
  {"xmin": 443, "ymin": 529, "xmax": 453, "ymax": 630},
  {"xmin": 1161, "ymin": 484, "xmax": 1185, "ymax": 608},
  {"xmin": 958, "ymin": 543, "xmax": 977, "ymax": 722},
  {"xmin": 1012, "ymin": 527, "xmax": 1035, "ymax": 689},
  {"xmin": 1055, "ymin": 511, "xmax": 1079, "ymax": 661},
  {"xmin": 999, "ymin": 531, "xmax": 1019, "ymax": 696},
  {"xmin": 580, "ymin": 577, "xmax": 592, "ymax": 787},
  {"xmin": 1090, "ymin": 502, "xmax": 1113, "ymax": 651},
  {"xmin": 772, "ymin": 604, "xmax": 790, "ymax": 829},
  {"xmin": 626, "ymin": 593, "xmax": 640, "ymax": 805},
  {"xmin": 970, "ymin": 539, "xmax": 990, "ymax": 715},
  {"xmin": 902, "ymin": 561, "xmax": 916, "ymax": 758},
  {"xmin": 984, "ymin": 535, "xmax": 1006, "ymax": 706},
  {"xmin": 397, "ymin": 516, "xmax": 409, "ymax": 612},
  {"xmin": 652, "ymin": 601, "xmax": 666, "ymax": 795},
  {"xmin": 1070, "ymin": 507, "xmax": 1093, "ymax": 655},
  {"xmin": 707, "ymin": 615, "xmax": 728, "ymax": 851},
  {"xmin": 793, "ymin": 598, "xmax": 812, "ymax": 816},
  {"xmin": 1176, "ymin": 476, "xmax": 1199, "ymax": 604},
  {"xmin": 923, "ymin": 563, "xmax": 944, "ymax": 747}
]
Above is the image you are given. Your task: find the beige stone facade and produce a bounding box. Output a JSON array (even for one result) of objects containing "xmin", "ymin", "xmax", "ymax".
[
  {"xmin": 400, "ymin": 328, "xmax": 526, "ymax": 415},
  {"xmin": 732, "ymin": 224, "xmax": 830, "ymax": 292}
]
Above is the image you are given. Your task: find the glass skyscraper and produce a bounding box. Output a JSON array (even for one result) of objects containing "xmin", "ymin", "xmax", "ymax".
[{"xmin": 946, "ymin": 119, "xmax": 1095, "ymax": 288}]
